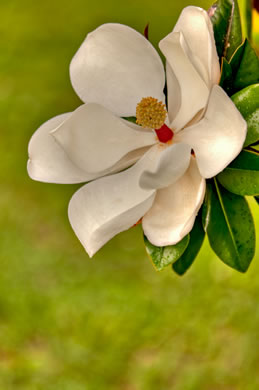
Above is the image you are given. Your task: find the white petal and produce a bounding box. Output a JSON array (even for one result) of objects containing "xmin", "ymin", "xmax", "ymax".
[
  {"xmin": 164, "ymin": 62, "xmax": 181, "ymax": 125},
  {"xmin": 175, "ymin": 86, "xmax": 247, "ymax": 178},
  {"xmin": 28, "ymin": 113, "xmax": 93, "ymax": 184},
  {"xmin": 140, "ymin": 143, "xmax": 191, "ymax": 190},
  {"xmin": 28, "ymin": 113, "xmax": 151, "ymax": 184},
  {"xmin": 173, "ymin": 6, "xmax": 220, "ymax": 87},
  {"xmin": 142, "ymin": 158, "xmax": 206, "ymax": 247},
  {"xmin": 68, "ymin": 145, "xmax": 171, "ymax": 257},
  {"xmin": 159, "ymin": 32, "xmax": 209, "ymax": 130},
  {"xmin": 52, "ymin": 103, "xmax": 157, "ymax": 173},
  {"xmin": 70, "ymin": 23, "xmax": 165, "ymax": 117}
]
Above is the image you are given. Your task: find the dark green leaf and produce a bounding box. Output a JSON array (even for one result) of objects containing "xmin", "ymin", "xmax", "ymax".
[
  {"xmin": 211, "ymin": 0, "xmax": 242, "ymax": 61},
  {"xmin": 220, "ymin": 57, "xmax": 234, "ymax": 94},
  {"xmin": 217, "ymin": 149, "xmax": 259, "ymax": 195},
  {"xmin": 172, "ymin": 211, "xmax": 205, "ymax": 276},
  {"xmin": 202, "ymin": 179, "xmax": 255, "ymax": 272},
  {"xmin": 123, "ymin": 116, "xmax": 137, "ymax": 123},
  {"xmin": 230, "ymin": 39, "xmax": 259, "ymax": 92},
  {"xmin": 244, "ymin": 0, "xmax": 252, "ymax": 39},
  {"xmin": 231, "ymin": 84, "xmax": 259, "ymax": 146},
  {"xmin": 144, "ymin": 234, "xmax": 189, "ymax": 271}
]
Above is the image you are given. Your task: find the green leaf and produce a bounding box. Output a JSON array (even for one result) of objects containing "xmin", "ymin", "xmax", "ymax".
[
  {"xmin": 172, "ymin": 211, "xmax": 205, "ymax": 276},
  {"xmin": 220, "ymin": 42, "xmax": 259, "ymax": 95},
  {"xmin": 202, "ymin": 179, "xmax": 255, "ymax": 272},
  {"xmin": 143, "ymin": 234, "xmax": 190, "ymax": 271},
  {"xmin": 217, "ymin": 149, "xmax": 259, "ymax": 196},
  {"xmin": 211, "ymin": 0, "xmax": 243, "ymax": 61},
  {"xmin": 220, "ymin": 57, "xmax": 234, "ymax": 94},
  {"xmin": 230, "ymin": 39, "xmax": 259, "ymax": 92},
  {"xmin": 231, "ymin": 84, "xmax": 259, "ymax": 146},
  {"xmin": 123, "ymin": 116, "xmax": 137, "ymax": 123},
  {"xmin": 238, "ymin": 0, "xmax": 252, "ymax": 39}
]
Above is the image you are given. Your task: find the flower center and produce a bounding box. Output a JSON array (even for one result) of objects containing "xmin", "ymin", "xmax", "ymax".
[
  {"xmin": 136, "ymin": 97, "xmax": 167, "ymax": 129},
  {"xmin": 136, "ymin": 97, "xmax": 174, "ymax": 143}
]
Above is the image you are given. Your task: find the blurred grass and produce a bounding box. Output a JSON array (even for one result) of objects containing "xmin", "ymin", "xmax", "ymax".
[{"xmin": 0, "ymin": 0, "xmax": 259, "ymax": 389}]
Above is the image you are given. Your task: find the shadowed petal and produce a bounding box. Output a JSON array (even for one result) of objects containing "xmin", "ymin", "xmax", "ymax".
[
  {"xmin": 142, "ymin": 158, "xmax": 206, "ymax": 246},
  {"xmin": 140, "ymin": 143, "xmax": 191, "ymax": 190},
  {"xmin": 173, "ymin": 6, "xmax": 220, "ymax": 87},
  {"xmin": 159, "ymin": 32, "xmax": 209, "ymax": 130},
  {"xmin": 175, "ymin": 86, "xmax": 247, "ymax": 178}
]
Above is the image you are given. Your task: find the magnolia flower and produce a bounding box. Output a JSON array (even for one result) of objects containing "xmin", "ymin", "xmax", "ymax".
[{"xmin": 28, "ymin": 6, "xmax": 246, "ymax": 257}]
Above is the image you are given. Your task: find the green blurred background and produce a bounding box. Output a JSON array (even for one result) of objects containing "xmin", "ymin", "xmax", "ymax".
[{"xmin": 1, "ymin": 0, "xmax": 259, "ymax": 389}]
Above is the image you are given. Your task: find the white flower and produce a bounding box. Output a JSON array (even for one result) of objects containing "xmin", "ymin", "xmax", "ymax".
[{"xmin": 27, "ymin": 6, "xmax": 247, "ymax": 257}]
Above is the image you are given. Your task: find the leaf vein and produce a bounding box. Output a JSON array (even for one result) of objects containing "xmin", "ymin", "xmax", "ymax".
[{"xmin": 214, "ymin": 178, "xmax": 239, "ymax": 258}]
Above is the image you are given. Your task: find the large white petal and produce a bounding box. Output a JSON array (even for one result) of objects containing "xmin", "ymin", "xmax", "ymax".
[
  {"xmin": 140, "ymin": 143, "xmax": 191, "ymax": 190},
  {"xmin": 159, "ymin": 32, "xmax": 209, "ymax": 130},
  {"xmin": 28, "ymin": 113, "xmax": 151, "ymax": 184},
  {"xmin": 70, "ymin": 23, "xmax": 165, "ymax": 117},
  {"xmin": 68, "ymin": 145, "xmax": 173, "ymax": 257},
  {"xmin": 142, "ymin": 158, "xmax": 206, "ymax": 247},
  {"xmin": 28, "ymin": 113, "xmax": 93, "ymax": 184},
  {"xmin": 52, "ymin": 103, "xmax": 157, "ymax": 174},
  {"xmin": 175, "ymin": 86, "xmax": 247, "ymax": 178},
  {"xmin": 173, "ymin": 6, "xmax": 220, "ymax": 87}
]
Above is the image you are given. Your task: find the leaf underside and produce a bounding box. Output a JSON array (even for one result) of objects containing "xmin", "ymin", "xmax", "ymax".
[{"xmin": 144, "ymin": 234, "xmax": 190, "ymax": 271}]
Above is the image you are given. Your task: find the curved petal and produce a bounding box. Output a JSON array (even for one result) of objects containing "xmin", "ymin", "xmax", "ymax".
[
  {"xmin": 68, "ymin": 145, "xmax": 172, "ymax": 257},
  {"xmin": 70, "ymin": 23, "xmax": 165, "ymax": 117},
  {"xmin": 175, "ymin": 86, "xmax": 247, "ymax": 178},
  {"xmin": 173, "ymin": 6, "xmax": 220, "ymax": 87},
  {"xmin": 28, "ymin": 113, "xmax": 94, "ymax": 184},
  {"xmin": 52, "ymin": 103, "xmax": 157, "ymax": 173},
  {"xmin": 164, "ymin": 62, "xmax": 181, "ymax": 125},
  {"xmin": 142, "ymin": 158, "xmax": 206, "ymax": 247},
  {"xmin": 28, "ymin": 113, "xmax": 151, "ymax": 184},
  {"xmin": 159, "ymin": 32, "xmax": 209, "ymax": 130},
  {"xmin": 140, "ymin": 143, "xmax": 191, "ymax": 190}
]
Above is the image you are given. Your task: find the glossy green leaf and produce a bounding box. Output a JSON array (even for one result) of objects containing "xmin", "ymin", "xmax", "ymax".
[
  {"xmin": 230, "ymin": 39, "xmax": 259, "ymax": 92},
  {"xmin": 202, "ymin": 179, "xmax": 255, "ymax": 272},
  {"xmin": 143, "ymin": 234, "xmax": 190, "ymax": 271},
  {"xmin": 211, "ymin": 0, "xmax": 242, "ymax": 60},
  {"xmin": 172, "ymin": 211, "xmax": 205, "ymax": 276},
  {"xmin": 217, "ymin": 149, "xmax": 259, "ymax": 195},
  {"xmin": 220, "ymin": 42, "xmax": 259, "ymax": 95},
  {"xmin": 231, "ymin": 84, "xmax": 259, "ymax": 146}
]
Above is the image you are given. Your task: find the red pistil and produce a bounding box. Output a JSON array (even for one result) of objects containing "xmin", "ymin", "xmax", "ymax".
[{"xmin": 155, "ymin": 124, "xmax": 174, "ymax": 143}]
